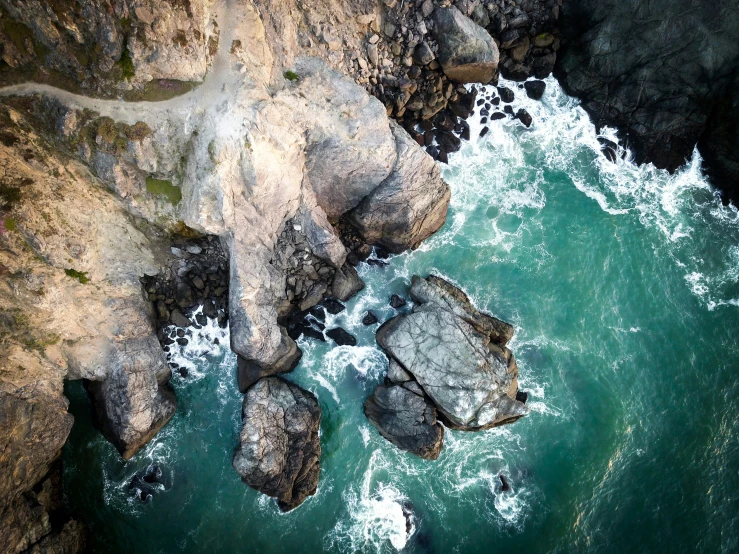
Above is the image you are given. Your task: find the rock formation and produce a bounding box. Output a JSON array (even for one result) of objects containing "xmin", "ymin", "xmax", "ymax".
[
  {"xmin": 555, "ymin": 0, "xmax": 739, "ymax": 203},
  {"xmin": 349, "ymin": 120, "xmax": 451, "ymax": 253},
  {"xmin": 364, "ymin": 380, "xmax": 444, "ymax": 460},
  {"xmin": 432, "ymin": 6, "xmax": 499, "ymax": 84},
  {"xmin": 367, "ymin": 276, "xmax": 527, "ymax": 457},
  {"xmin": 232, "ymin": 377, "xmax": 321, "ymax": 512},
  {"xmin": 0, "ymin": 0, "xmax": 562, "ymax": 546}
]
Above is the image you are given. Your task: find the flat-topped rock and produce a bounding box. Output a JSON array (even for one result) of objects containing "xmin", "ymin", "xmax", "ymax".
[{"xmin": 376, "ymin": 275, "xmax": 526, "ymax": 430}]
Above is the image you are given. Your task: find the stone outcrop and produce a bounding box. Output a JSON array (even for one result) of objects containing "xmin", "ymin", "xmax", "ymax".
[
  {"xmin": 555, "ymin": 0, "xmax": 739, "ymax": 203},
  {"xmin": 349, "ymin": 120, "xmax": 451, "ymax": 253},
  {"xmin": 232, "ymin": 377, "xmax": 321, "ymax": 512},
  {"xmin": 0, "ymin": 0, "xmax": 461, "ymax": 536},
  {"xmin": 431, "ymin": 6, "xmax": 499, "ymax": 84},
  {"xmin": 370, "ymin": 276, "xmax": 526, "ymax": 450}
]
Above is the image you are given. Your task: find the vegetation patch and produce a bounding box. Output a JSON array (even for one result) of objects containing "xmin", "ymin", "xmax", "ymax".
[
  {"xmin": 0, "ymin": 183, "xmax": 22, "ymax": 211},
  {"xmin": 172, "ymin": 220, "xmax": 203, "ymax": 238},
  {"xmin": 64, "ymin": 268, "xmax": 90, "ymax": 284},
  {"xmin": 120, "ymin": 121, "xmax": 152, "ymax": 141},
  {"xmin": 95, "ymin": 117, "xmax": 118, "ymax": 145},
  {"xmin": 2, "ymin": 217, "xmax": 16, "ymax": 232},
  {"xmin": 117, "ymin": 46, "xmax": 135, "ymax": 80},
  {"xmin": 146, "ymin": 176, "xmax": 182, "ymax": 205},
  {"xmin": 0, "ymin": 131, "xmax": 19, "ymax": 147},
  {"xmin": 284, "ymin": 70, "xmax": 300, "ymax": 82},
  {"xmin": 173, "ymin": 30, "xmax": 188, "ymax": 48}
]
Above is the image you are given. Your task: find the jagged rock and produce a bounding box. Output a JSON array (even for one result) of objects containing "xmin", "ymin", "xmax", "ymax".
[
  {"xmin": 236, "ymin": 335, "xmax": 303, "ymax": 393},
  {"xmin": 497, "ymin": 86, "xmax": 515, "ymax": 103},
  {"xmin": 364, "ymin": 383, "xmax": 444, "ymax": 459},
  {"xmin": 409, "ymin": 275, "xmax": 514, "ymax": 345},
  {"xmin": 170, "ymin": 309, "xmax": 191, "ymax": 328},
  {"xmin": 414, "ymin": 42, "xmax": 435, "ymax": 66},
  {"xmin": 362, "ymin": 311, "xmax": 379, "ymax": 326},
  {"xmin": 299, "ymin": 281, "xmax": 328, "ymax": 311},
  {"xmin": 326, "ymin": 327, "xmax": 357, "ymax": 346},
  {"xmin": 387, "ymin": 358, "xmax": 412, "ymax": 383},
  {"xmin": 322, "ymin": 298, "xmax": 346, "ymax": 315},
  {"xmin": 524, "ymin": 80, "xmax": 546, "ymax": 100},
  {"xmin": 331, "ymin": 264, "xmax": 365, "ymax": 301},
  {"xmin": 349, "ymin": 121, "xmax": 451, "ymax": 253},
  {"xmin": 516, "ymin": 109, "xmax": 533, "ymax": 127},
  {"xmin": 232, "ymin": 378, "xmax": 321, "ymax": 512},
  {"xmin": 376, "ymin": 275, "xmax": 526, "ymax": 430},
  {"xmin": 432, "ymin": 6, "xmax": 499, "ymax": 84},
  {"xmin": 86, "ymin": 348, "xmax": 177, "ymax": 460},
  {"xmin": 390, "ymin": 294, "xmax": 407, "ymax": 309}
]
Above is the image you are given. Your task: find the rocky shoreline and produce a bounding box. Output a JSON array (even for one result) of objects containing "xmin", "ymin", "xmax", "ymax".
[{"xmin": 1, "ymin": 0, "xmax": 736, "ymax": 548}]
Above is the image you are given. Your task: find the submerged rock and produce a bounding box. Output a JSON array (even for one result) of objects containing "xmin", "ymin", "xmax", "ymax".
[
  {"xmin": 362, "ymin": 311, "xmax": 379, "ymax": 326},
  {"xmin": 364, "ymin": 383, "xmax": 444, "ymax": 460},
  {"xmin": 390, "ymin": 294, "xmax": 407, "ymax": 309},
  {"xmin": 432, "ymin": 6, "xmax": 499, "ymax": 84},
  {"xmin": 326, "ymin": 327, "xmax": 357, "ymax": 346},
  {"xmin": 376, "ymin": 275, "xmax": 526, "ymax": 431},
  {"xmin": 232, "ymin": 378, "xmax": 321, "ymax": 512}
]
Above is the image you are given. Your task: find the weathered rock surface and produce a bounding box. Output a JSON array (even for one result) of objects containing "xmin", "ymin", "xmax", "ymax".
[
  {"xmin": 331, "ymin": 264, "xmax": 365, "ymax": 301},
  {"xmin": 349, "ymin": 121, "xmax": 451, "ymax": 253},
  {"xmin": 232, "ymin": 377, "xmax": 321, "ymax": 512},
  {"xmin": 0, "ymin": 0, "xmax": 219, "ymax": 95},
  {"xmin": 432, "ymin": 7, "xmax": 499, "ymax": 84},
  {"xmin": 555, "ymin": 0, "xmax": 739, "ymax": 203},
  {"xmin": 376, "ymin": 275, "xmax": 526, "ymax": 430},
  {"xmin": 364, "ymin": 383, "xmax": 444, "ymax": 460}
]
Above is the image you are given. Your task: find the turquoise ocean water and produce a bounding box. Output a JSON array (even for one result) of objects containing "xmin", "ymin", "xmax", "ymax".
[{"xmin": 63, "ymin": 77, "xmax": 739, "ymax": 553}]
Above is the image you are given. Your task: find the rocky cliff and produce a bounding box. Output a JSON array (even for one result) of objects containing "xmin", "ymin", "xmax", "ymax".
[
  {"xmin": 0, "ymin": 0, "xmax": 561, "ymax": 546},
  {"xmin": 0, "ymin": 0, "xmax": 459, "ymax": 545},
  {"xmin": 555, "ymin": 0, "xmax": 739, "ymax": 204}
]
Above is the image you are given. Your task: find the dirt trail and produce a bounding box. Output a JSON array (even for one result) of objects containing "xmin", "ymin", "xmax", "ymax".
[{"xmin": 0, "ymin": 0, "xmax": 243, "ymax": 125}]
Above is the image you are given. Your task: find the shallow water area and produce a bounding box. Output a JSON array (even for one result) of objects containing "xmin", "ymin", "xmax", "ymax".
[{"xmin": 63, "ymin": 77, "xmax": 739, "ymax": 553}]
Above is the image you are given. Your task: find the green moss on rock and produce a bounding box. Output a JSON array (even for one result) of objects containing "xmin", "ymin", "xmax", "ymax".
[
  {"xmin": 146, "ymin": 176, "xmax": 182, "ymax": 205},
  {"xmin": 64, "ymin": 268, "xmax": 90, "ymax": 284},
  {"xmin": 117, "ymin": 47, "xmax": 135, "ymax": 80}
]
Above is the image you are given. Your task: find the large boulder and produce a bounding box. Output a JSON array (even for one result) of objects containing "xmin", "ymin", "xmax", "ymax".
[
  {"xmin": 431, "ymin": 6, "xmax": 499, "ymax": 84},
  {"xmin": 364, "ymin": 381, "xmax": 444, "ymax": 460},
  {"xmin": 376, "ymin": 276, "xmax": 527, "ymax": 430},
  {"xmin": 349, "ymin": 121, "xmax": 451, "ymax": 253},
  {"xmin": 232, "ymin": 377, "xmax": 321, "ymax": 511},
  {"xmin": 85, "ymin": 343, "xmax": 177, "ymax": 460}
]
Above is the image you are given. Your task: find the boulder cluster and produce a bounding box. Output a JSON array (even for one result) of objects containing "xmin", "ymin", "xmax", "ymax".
[
  {"xmin": 347, "ymin": 0, "xmax": 560, "ymax": 163},
  {"xmin": 366, "ymin": 275, "xmax": 528, "ymax": 459},
  {"xmin": 142, "ymin": 235, "xmax": 229, "ymax": 331}
]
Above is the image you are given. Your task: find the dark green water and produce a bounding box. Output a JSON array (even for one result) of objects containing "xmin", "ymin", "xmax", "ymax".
[{"xmin": 63, "ymin": 78, "xmax": 739, "ymax": 553}]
